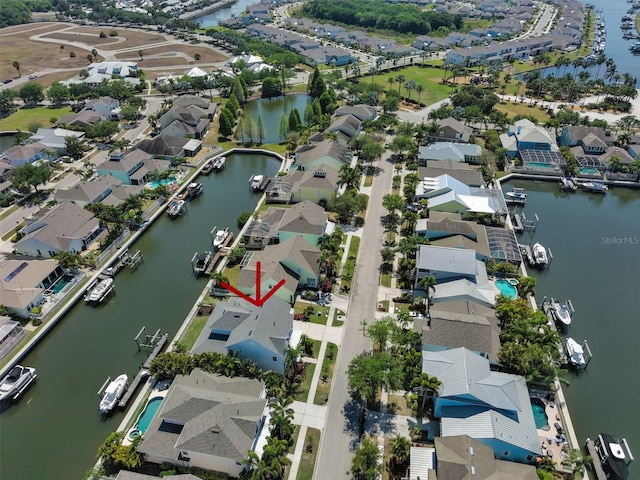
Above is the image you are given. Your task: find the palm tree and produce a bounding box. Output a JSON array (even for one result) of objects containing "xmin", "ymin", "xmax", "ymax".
[
  {"xmin": 395, "ymin": 74, "xmax": 405, "ymax": 95},
  {"xmin": 417, "ymin": 275, "xmax": 436, "ymax": 311},
  {"xmin": 390, "ymin": 435, "xmax": 411, "ymax": 477},
  {"xmin": 387, "ymin": 76, "xmax": 395, "ymax": 94},
  {"xmin": 415, "ymin": 84, "xmax": 424, "ymax": 105},
  {"xmin": 138, "ymin": 50, "xmax": 144, "ymax": 61},
  {"xmin": 269, "ymin": 396, "xmax": 295, "ymax": 444},
  {"xmin": 405, "ymin": 79, "xmax": 417, "ymax": 101},
  {"xmin": 210, "ymin": 271, "xmax": 229, "ymax": 287},
  {"xmin": 12, "ymin": 61, "xmax": 21, "ymax": 77},
  {"xmin": 91, "ymin": 49, "xmax": 98, "ymax": 62},
  {"xmin": 338, "ymin": 164, "xmax": 360, "ymax": 191},
  {"xmin": 262, "ymin": 436, "xmax": 290, "ymax": 478},
  {"xmin": 411, "ymin": 373, "xmax": 441, "ymax": 414},
  {"xmin": 317, "ymin": 233, "xmax": 341, "ymax": 255}
]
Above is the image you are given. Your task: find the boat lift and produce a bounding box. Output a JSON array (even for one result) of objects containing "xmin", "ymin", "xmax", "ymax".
[
  {"xmin": 104, "ymin": 249, "xmax": 143, "ymax": 277},
  {"xmin": 511, "ymin": 212, "xmax": 539, "ymax": 233}
]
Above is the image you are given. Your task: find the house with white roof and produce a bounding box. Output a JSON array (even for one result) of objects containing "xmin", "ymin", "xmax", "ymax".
[
  {"xmin": 29, "ymin": 128, "xmax": 85, "ymax": 150},
  {"xmin": 418, "ymin": 142, "xmax": 482, "ymax": 165},
  {"xmin": 422, "ymin": 347, "xmax": 540, "ymax": 464},
  {"xmin": 14, "ymin": 202, "xmax": 102, "ymax": 258},
  {"xmin": 192, "ymin": 296, "xmax": 294, "ymax": 373}
]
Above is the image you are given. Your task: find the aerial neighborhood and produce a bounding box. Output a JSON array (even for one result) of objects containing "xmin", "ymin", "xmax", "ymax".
[{"xmin": 0, "ymin": 0, "xmax": 638, "ymax": 479}]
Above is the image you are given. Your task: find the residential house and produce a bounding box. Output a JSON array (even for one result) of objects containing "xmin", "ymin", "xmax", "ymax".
[
  {"xmin": 14, "ymin": 202, "xmax": 102, "ymax": 258},
  {"xmin": 135, "ymin": 134, "xmax": 202, "ymax": 159},
  {"xmin": 84, "ymin": 96, "xmax": 121, "ymax": 119},
  {"xmin": 418, "ymin": 142, "xmax": 482, "ymax": 165},
  {"xmin": 627, "ymin": 144, "xmax": 640, "ymax": 160},
  {"xmin": 96, "ymin": 148, "xmax": 171, "ymax": 185},
  {"xmin": 415, "ymin": 245, "xmax": 478, "ymax": 285},
  {"xmin": 432, "ymin": 436, "xmax": 537, "ymax": 479},
  {"xmin": 243, "ymin": 200, "xmax": 328, "ymax": 248},
  {"xmin": 238, "ymin": 235, "xmax": 321, "ymax": 304},
  {"xmin": 499, "ymin": 119, "xmax": 557, "ymax": 158},
  {"xmin": 2, "ymin": 142, "xmax": 49, "ymax": 167},
  {"xmin": 0, "ymin": 259, "xmax": 64, "ymax": 318},
  {"xmin": 294, "ymin": 139, "xmax": 351, "ymax": 171},
  {"xmin": 265, "ymin": 164, "xmax": 339, "ymax": 206},
  {"xmin": 29, "ymin": 128, "xmax": 85, "ymax": 151},
  {"xmin": 137, "ymin": 369, "xmax": 267, "ymax": 477},
  {"xmin": 174, "ymin": 95, "xmax": 217, "ymax": 120},
  {"xmin": 56, "ymin": 174, "xmax": 142, "ymax": 208},
  {"xmin": 559, "ymin": 125, "xmax": 614, "ymax": 148},
  {"xmin": 600, "ymin": 146, "xmax": 636, "ymax": 169},
  {"xmin": 158, "ymin": 104, "xmax": 211, "ymax": 140},
  {"xmin": 86, "ymin": 62, "xmax": 138, "ymax": 78},
  {"xmin": 326, "ymin": 114, "xmax": 361, "ymax": 145},
  {"xmin": 0, "ymin": 160, "xmax": 13, "ymax": 196},
  {"xmin": 192, "ymin": 296, "xmax": 293, "ymax": 373},
  {"xmin": 0, "ymin": 316, "xmax": 27, "ymax": 360},
  {"xmin": 58, "ymin": 110, "xmax": 108, "ymax": 130},
  {"xmin": 418, "ymin": 161, "xmax": 484, "ymax": 187},
  {"xmin": 422, "ymin": 347, "xmax": 540, "ymax": 464},
  {"xmin": 430, "ymin": 117, "xmax": 473, "ymax": 143},
  {"xmin": 333, "ymin": 104, "xmax": 377, "ymax": 122}
]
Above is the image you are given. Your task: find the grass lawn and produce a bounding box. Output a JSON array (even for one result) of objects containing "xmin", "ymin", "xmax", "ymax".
[
  {"xmin": 0, "ymin": 105, "xmax": 72, "ymax": 132},
  {"xmin": 293, "ymin": 363, "xmax": 315, "ymax": 402},
  {"xmin": 0, "ymin": 204, "xmax": 20, "ymax": 221},
  {"xmin": 364, "ymin": 173, "xmax": 373, "ymax": 187},
  {"xmin": 310, "ymin": 339, "xmax": 322, "ymax": 358},
  {"xmin": 364, "ymin": 65, "xmax": 454, "ymax": 105},
  {"xmin": 387, "ymin": 394, "xmax": 414, "ymax": 416},
  {"xmin": 179, "ymin": 315, "xmax": 208, "ymax": 351},
  {"xmin": 296, "ymin": 427, "xmax": 321, "ymax": 480},
  {"xmin": 380, "ymin": 269, "xmax": 392, "ymax": 287},
  {"xmin": 222, "ymin": 265, "xmax": 240, "ymax": 286},
  {"xmin": 495, "ymin": 101, "xmax": 551, "ymax": 123},
  {"xmin": 293, "ymin": 301, "xmax": 330, "ymax": 325},
  {"xmin": 340, "ymin": 236, "xmax": 360, "ymax": 293},
  {"xmin": 1, "ymin": 223, "xmax": 24, "ymax": 242},
  {"xmin": 314, "ymin": 343, "xmax": 338, "ymax": 405},
  {"xmin": 332, "ymin": 308, "xmax": 345, "ymax": 326}
]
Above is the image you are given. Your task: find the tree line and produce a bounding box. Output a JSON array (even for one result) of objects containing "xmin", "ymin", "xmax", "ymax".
[{"xmin": 301, "ymin": 0, "xmax": 463, "ymax": 35}]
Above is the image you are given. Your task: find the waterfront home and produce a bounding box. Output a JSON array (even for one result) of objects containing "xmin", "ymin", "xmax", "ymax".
[
  {"xmin": 158, "ymin": 105, "xmax": 211, "ymax": 140},
  {"xmin": 422, "ymin": 347, "xmax": 540, "ymax": 464},
  {"xmin": 414, "ymin": 308, "xmax": 500, "ymax": 360},
  {"xmin": 173, "ymin": 95, "xmax": 217, "ymax": 120},
  {"xmin": 429, "ymin": 436, "xmax": 537, "ymax": 479},
  {"xmin": 333, "ymin": 104, "xmax": 377, "ymax": 123},
  {"xmin": 559, "ymin": 126, "xmax": 615, "ymax": 149},
  {"xmin": 415, "ymin": 245, "xmax": 482, "ymax": 286},
  {"xmin": 500, "ymin": 119, "xmax": 558, "ymax": 158},
  {"xmin": 418, "ymin": 161, "xmax": 484, "ymax": 187},
  {"xmin": 418, "ymin": 142, "xmax": 482, "ymax": 165},
  {"xmin": 265, "ymin": 164, "xmax": 339, "ymax": 206},
  {"xmin": 238, "ymin": 235, "xmax": 321, "ymax": 305},
  {"xmin": 191, "ymin": 296, "xmax": 294, "ymax": 374},
  {"xmin": 0, "ymin": 259, "xmax": 64, "ymax": 318},
  {"xmin": 1, "ymin": 142, "xmax": 49, "ymax": 167},
  {"xmin": 96, "ymin": 149, "xmax": 171, "ymax": 185},
  {"xmin": 56, "ymin": 175, "xmax": 143, "ymax": 208},
  {"xmin": 29, "ymin": 128, "xmax": 85, "ymax": 151},
  {"xmin": 294, "ymin": 139, "xmax": 351, "ymax": 172},
  {"xmin": 243, "ymin": 201, "xmax": 328, "ymax": 248},
  {"xmin": 0, "ymin": 316, "xmax": 27, "ymax": 361},
  {"xmin": 135, "ymin": 134, "xmax": 202, "ymax": 159},
  {"xmin": 58, "ymin": 110, "xmax": 108, "ymax": 130},
  {"xmin": 430, "ymin": 117, "xmax": 473, "ymax": 144},
  {"xmin": 600, "ymin": 147, "xmax": 636, "ymax": 170},
  {"xmin": 14, "ymin": 202, "xmax": 102, "ymax": 259},
  {"xmin": 137, "ymin": 370, "xmax": 267, "ymax": 477}
]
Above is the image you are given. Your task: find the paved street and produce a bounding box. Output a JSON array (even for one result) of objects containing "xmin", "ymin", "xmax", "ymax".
[{"xmin": 315, "ymin": 153, "xmax": 396, "ymax": 479}]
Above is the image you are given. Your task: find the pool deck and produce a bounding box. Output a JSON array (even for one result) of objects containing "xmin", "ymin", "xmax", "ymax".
[{"xmin": 530, "ymin": 391, "xmax": 572, "ymax": 472}]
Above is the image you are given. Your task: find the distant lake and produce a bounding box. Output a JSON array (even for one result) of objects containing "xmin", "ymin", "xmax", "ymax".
[
  {"xmin": 0, "ymin": 131, "xmax": 16, "ymax": 152},
  {"xmin": 194, "ymin": 0, "xmax": 257, "ymax": 27},
  {"xmin": 243, "ymin": 94, "xmax": 312, "ymax": 145}
]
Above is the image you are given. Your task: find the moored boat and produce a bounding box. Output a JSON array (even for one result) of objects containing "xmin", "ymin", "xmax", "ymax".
[
  {"xmin": 99, "ymin": 374, "xmax": 128, "ymax": 414},
  {"xmin": 532, "ymin": 242, "xmax": 549, "ymax": 268},
  {"xmin": 582, "ymin": 181, "xmax": 608, "ymax": 193},
  {"xmin": 565, "ymin": 337, "xmax": 586, "ymax": 368},
  {"xmin": 166, "ymin": 199, "xmax": 186, "ymax": 217},
  {"xmin": 193, "ymin": 251, "xmax": 212, "ymax": 276},
  {"xmin": 0, "ymin": 365, "xmax": 37, "ymax": 402},
  {"xmin": 250, "ymin": 174, "xmax": 266, "ymax": 191},
  {"xmin": 85, "ymin": 278, "xmax": 114, "ymax": 305},
  {"xmin": 505, "ymin": 187, "xmax": 527, "ymax": 204},
  {"xmin": 201, "ymin": 160, "xmax": 215, "ymax": 175},
  {"xmin": 550, "ymin": 298, "xmax": 574, "ymax": 328},
  {"xmin": 592, "ymin": 433, "xmax": 634, "ymax": 480},
  {"xmin": 559, "ymin": 177, "xmax": 578, "ymax": 192},
  {"xmin": 185, "ymin": 182, "xmax": 203, "ymax": 200},
  {"xmin": 213, "ymin": 227, "xmax": 230, "ymax": 250},
  {"xmin": 212, "ymin": 155, "xmax": 226, "ymax": 171}
]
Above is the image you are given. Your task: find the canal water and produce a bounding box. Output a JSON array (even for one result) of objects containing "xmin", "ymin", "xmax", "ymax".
[
  {"xmin": 195, "ymin": 0, "xmax": 257, "ymax": 28},
  {"xmin": 243, "ymin": 94, "xmax": 312, "ymax": 145},
  {"xmin": 0, "ymin": 153, "xmax": 280, "ymax": 480},
  {"xmin": 506, "ymin": 178, "xmax": 640, "ymax": 478},
  {"xmin": 0, "ymin": 132, "xmax": 17, "ymax": 153}
]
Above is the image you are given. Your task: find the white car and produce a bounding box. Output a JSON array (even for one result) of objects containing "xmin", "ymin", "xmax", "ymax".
[{"xmin": 28, "ymin": 74, "xmax": 38, "ymax": 79}]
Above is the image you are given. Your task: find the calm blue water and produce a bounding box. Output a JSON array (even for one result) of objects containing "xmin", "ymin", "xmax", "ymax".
[
  {"xmin": 136, "ymin": 396, "xmax": 163, "ymax": 434},
  {"xmin": 495, "ymin": 279, "xmax": 517, "ymax": 299},
  {"xmin": 147, "ymin": 178, "xmax": 176, "ymax": 189},
  {"xmin": 531, "ymin": 398, "xmax": 550, "ymax": 429},
  {"xmin": 195, "ymin": 0, "xmax": 257, "ymax": 27},
  {"xmin": 578, "ymin": 167, "xmax": 599, "ymax": 175},
  {"xmin": 507, "ymin": 179, "xmax": 640, "ymax": 478},
  {"xmin": 243, "ymin": 95, "xmax": 312, "ymax": 144},
  {"xmin": 527, "ymin": 162, "xmax": 555, "ymax": 169},
  {"xmin": 52, "ymin": 278, "xmax": 71, "ymax": 294}
]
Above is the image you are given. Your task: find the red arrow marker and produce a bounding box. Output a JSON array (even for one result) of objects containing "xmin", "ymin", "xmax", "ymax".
[{"xmin": 219, "ymin": 261, "xmax": 286, "ymax": 307}]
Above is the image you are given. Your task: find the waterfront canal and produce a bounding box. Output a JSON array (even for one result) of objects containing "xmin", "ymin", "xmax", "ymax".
[
  {"xmin": 0, "ymin": 153, "xmax": 280, "ymax": 480},
  {"xmin": 507, "ymin": 179, "xmax": 640, "ymax": 478}
]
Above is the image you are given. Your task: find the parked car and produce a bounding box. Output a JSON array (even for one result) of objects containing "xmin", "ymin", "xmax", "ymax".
[
  {"xmin": 28, "ymin": 74, "xmax": 38, "ymax": 79},
  {"xmin": 3, "ymin": 79, "xmax": 13, "ymax": 84}
]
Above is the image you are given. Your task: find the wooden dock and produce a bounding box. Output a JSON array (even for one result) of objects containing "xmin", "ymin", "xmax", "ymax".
[
  {"xmin": 586, "ymin": 438, "xmax": 609, "ymax": 480},
  {"xmin": 118, "ymin": 333, "xmax": 168, "ymax": 409},
  {"xmin": 204, "ymin": 231, "xmax": 234, "ymax": 276},
  {"xmin": 511, "ymin": 212, "xmax": 539, "ymax": 233}
]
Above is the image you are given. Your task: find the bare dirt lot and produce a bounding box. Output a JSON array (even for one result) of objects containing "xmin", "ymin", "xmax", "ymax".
[
  {"xmin": 115, "ymin": 44, "xmax": 226, "ymax": 63},
  {"xmin": 40, "ymin": 31, "xmax": 122, "ymax": 46}
]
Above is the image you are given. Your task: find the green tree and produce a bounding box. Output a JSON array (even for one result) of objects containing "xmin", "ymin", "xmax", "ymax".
[
  {"xmin": 231, "ymin": 77, "xmax": 247, "ymax": 104},
  {"xmin": 12, "ymin": 60, "xmax": 21, "ymax": 77},
  {"xmin": 261, "ymin": 77, "xmax": 282, "ymax": 98},
  {"xmin": 119, "ymin": 105, "xmax": 139, "ymax": 122},
  {"xmin": 389, "ymin": 435, "xmax": 411, "ymax": 477},
  {"xmin": 47, "ymin": 82, "xmax": 70, "ymax": 105},
  {"xmin": 256, "ymin": 116, "xmax": 265, "ymax": 144},
  {"xmin": 64, "ymin": 135, "xmax": 85, "ymax": 160},
  {"xmin": 219, "ymin": 108, "xmax": 235, "ymax": 137},
  {"xmin": 0, "ymin": 89, "xmax": 16, "ymax": 115},
  {"xmin": 18, "ymin": 82, "xmax": 44, "ymax": 105},
  {"xmin": 10, "ymin": 162, "xmax": 52, "ymax": 193},
  {"xmin": 86, "ymin": 120, "xmax": 119, "ymax": 141},
  {"xmin": 328, "ymin": 190, "xmax": 368, "ymax": 223},
  {"xmin": 348, "ymin": 350, "xmax": 403, "ymax": 407},
  {"xmin": 278, "ymin": 111, "xmax": 288, "ymax": 142},
  {"xmin": 351, "ymin": 437, "xmax": 382, "ymax": 480},
  {"xmin": 288, "ymin": 108, "xmax": 302, "ymax": 132},
  {"xmin": 0, "ymin": 0, "xmax": 31, "ymax": 28},
  {"xmin": 308, "ymin": 67, "xmax": 326, "ymax": 98},
  {"xmin": 227, "ymin": 93, "xmax": 240, "ymax": 116},
  {"xmin": 338, "ymin": 164, "xmax": 361, "ymax": 191}
]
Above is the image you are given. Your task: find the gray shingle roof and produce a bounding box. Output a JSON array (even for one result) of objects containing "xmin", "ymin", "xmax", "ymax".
[
  {"xmin": 56, "ymin": 175, "xmax": 122, "ymax": 204},
  {"xmin": 137, "ymin": 370, "xmax": 266, "ymax": 463},
  {"xmin": 279, "ymin": 201, "xmax": 327, "ymax": 235}
]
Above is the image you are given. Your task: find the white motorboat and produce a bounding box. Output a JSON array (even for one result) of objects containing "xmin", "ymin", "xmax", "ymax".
[
  {"xmin": 593, "ymin": 433, "xmax": 633, "ymax": 480},
  {"xmin": 565, "ymin": 338, "xmax": 586, "ymax": 369},
  {"xmin": 212, "ymin": 155, "xmax": 226, "ymax": 171},
  {"xmin": 250, "ymin": 174, "xmax": 266, "ymax": 191},
  {"xmin": 185, "ymin": 182, "xmax": 203, "ymax": 200},
  {"xmin": 213, "ymin": 227, "xmax": 230, "ymax": 250},
  {"xmin": 0, "ymin": 365, "xmax": 37, "ymax": 402},
  {"xmin": 550, "ymin": 298, "xmax": 573, "ymax": 327},
  {"xmin": 505, "ymin": 187, "xmax": 527, "ymax": 204},
  {"xmin": 193, "ymin": 251, "xmax": 212, "ymax": 276},
  {"xmin": 532, "ymin": 242, "xmax": 549, "ymax": 268},
  {"xmin": 99, "ymin": 374, "xmax": 128, "ymax": 414},
  {"xmin": 582, "ymin": 181, "xmax": 608, "ymax": 193},
  {"xmin": 85, "ymin": 278, "xmax": 114, "ymax": 305},
  {"xmin": 166, "ymin": 199, "xmax": 185, "ymax": 217},
  {"xmin": 559, "ymin": 177, "xmax": 578, "ymax": 192}
]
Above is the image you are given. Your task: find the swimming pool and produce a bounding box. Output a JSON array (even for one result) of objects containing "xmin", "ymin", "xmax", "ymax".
[
  {"xmin": 52, "ymin": 276, "xmax": 73, "ymax": 293},
  {"xmin": 136, "ymin": 396, "xmax": 163, "ymax": 434},
  {"xmin": 526, "ymin": 162, "xmax": 555, "ymax": 169},
  {"xmin": 531, "ymin": 397, "xmax": 550, "ymax": 430},
  {"xmin": 495, "ymin": 279, "xmax": 517, "ymax": 299},
  {"xmin": 146, "ymin": 178, "xmax": 176, "ymax": 189},
  {"xmin": 579, "ymin": 167, "xmax": 599, "ymax": 175}
]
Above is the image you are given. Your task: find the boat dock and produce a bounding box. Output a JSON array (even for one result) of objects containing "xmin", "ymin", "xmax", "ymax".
[
  {"xmin": 586, "ymin": 438, "xmax": 609, "ymax": 480},
  {"xmin": 118, "ymin": 328, "xmax": 168, "ymax": 409},
  {"xmin": 519, "ymin": 243, "xmax": 553, "ymax": 267},
  {"xmin": 204, "ymin": 231, "xmax": 234, "ymax": 276},
  {"xmin": 511, "ymin": 211, "xmax": 539, "ymax": 233},
  {"xmin": 104, "ymin": 249, "xmax": 143, "ymax": 277}
]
